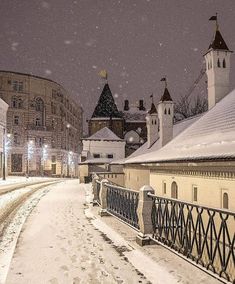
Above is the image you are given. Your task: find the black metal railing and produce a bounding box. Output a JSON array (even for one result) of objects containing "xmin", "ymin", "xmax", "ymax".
[
  {"xmin": 96, "ymin": 180, "xmax": 101, "ymax": 205},
  {"xmin": 149, "ymin": 193, "xmax": 235, "ymax": 283},
  {"xmin": 106, "ymin": 183, "xmax": 140, "ymax": 230}
]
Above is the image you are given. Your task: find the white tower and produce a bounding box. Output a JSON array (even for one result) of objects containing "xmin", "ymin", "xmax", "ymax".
[
  {"xmin": 204, "ymin": 24, "xmax": 232, "ymax": 110},
  {"xmin": 146, "ymin": 101, "xmax": 158, "ymax": 148},
  {"xmin": 158, "ymin": 87, "xmax": 174, "ymax": 147}
]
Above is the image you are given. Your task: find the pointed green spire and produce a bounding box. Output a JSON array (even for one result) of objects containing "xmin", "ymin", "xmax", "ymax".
[{"xmin": 92, "ymin": 84, "xmax": 122, "ymax": 118}]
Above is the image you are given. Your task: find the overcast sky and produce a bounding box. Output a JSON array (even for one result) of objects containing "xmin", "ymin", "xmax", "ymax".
[{"xmin": 0, "ymin": 0, "xmax": 234, "ymax": 124}]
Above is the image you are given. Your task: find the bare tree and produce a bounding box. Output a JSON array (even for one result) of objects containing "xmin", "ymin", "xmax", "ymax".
[{"xmin": 174, "ymin": 94, "xmax": 208, "ymax": 122}]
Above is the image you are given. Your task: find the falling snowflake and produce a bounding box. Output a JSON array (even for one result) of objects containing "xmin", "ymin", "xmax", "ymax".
[
  {"xmin": 114, "ymin": 93, "xmax": 119, "ymax": 98},
  {"xmin": 86, "ymin": 39, "xmax": 96, "ymax": 47},
  {"xmin": 41, "ymin": 1, "xmax": 50, "ymax": 9},
  {"xmin": 64, "ymin": 40, "xmax": 72, "ymax": 45},
  {"xmin": 11, "ymin": 42, "xmax": 19, "ymax": 51},
  {"xmin": 193, "ymin": 47, "xmax": 198, "ymax": 52},
  {"xmin": 45, "ymin": 69, "xmax": 52, "ymax": 75},
  {"xmin": 92, "ymin": 65, "xmax": 97, "ymax": 69}
]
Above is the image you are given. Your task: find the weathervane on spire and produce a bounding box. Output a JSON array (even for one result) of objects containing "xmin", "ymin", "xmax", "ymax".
[
  {"xmin": 99, "ymin": 69, "xmax": 108, "ymax": 83},
  {"xmin": 160, "ymin": 77, "xmax": 167, "ymax": 88},
  {"xmin": 209, "ymin": 12, "xmax": 219, "ymax": 31},
  {"xmin": 150, "ymin": 93, "xmax": 154, "ymax": 104}
]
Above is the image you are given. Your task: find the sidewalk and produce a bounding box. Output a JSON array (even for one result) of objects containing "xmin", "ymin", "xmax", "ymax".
[{"xmin": 5, "ymin": 181, "xmax": 220, "ymax": 284}]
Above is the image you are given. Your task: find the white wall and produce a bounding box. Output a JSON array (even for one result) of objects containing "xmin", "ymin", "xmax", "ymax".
[{"xmin": 83, "ymin": 139, "xmax": 125, "ymax": 160}]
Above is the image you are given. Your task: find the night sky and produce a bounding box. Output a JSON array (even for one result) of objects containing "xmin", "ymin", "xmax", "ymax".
[{"xmin": 0, "ymin": 0, "xmax": 235, "ymax": 130}]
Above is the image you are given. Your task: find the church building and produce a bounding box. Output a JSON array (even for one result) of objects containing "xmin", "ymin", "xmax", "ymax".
[
  {"xmin": 119, "ymin": 20, "xmax": 235, "ymax": 211},
  {"xmin": 87, "ymin": 81, "xmax": 148, "ymax": 155}
]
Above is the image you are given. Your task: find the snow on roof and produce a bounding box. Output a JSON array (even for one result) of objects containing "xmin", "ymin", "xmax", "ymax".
[
  {"xmin": 80, "ymin": 158, "xmax": 113, "ymax": 164},
  {"xmin": 125, "ymin": 113, "xmax": 203, "ymax": 161},
  {"xmin": 126, "ymin": 89, "xmax": 235, "ymax": 164},
  {"xmin": 122, "ymin": 110, "xmax": 147, "ymax": 122},
  {"xmin": 83, "ymin": 127, "xmax": 124, "ymax": 141}
]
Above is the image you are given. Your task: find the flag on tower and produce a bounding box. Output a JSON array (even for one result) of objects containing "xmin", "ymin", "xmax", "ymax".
[
  {"xmin": 209, "ymin": 15, "xmax": 217, "ymax": 21},
  {"xmin": 209, "ymin": 13, "xmax": 218, "ymax": 30},
  {"xmin": 160, "ymin": 77, "xmax": 166, "ymax": 81},
  {"xmin": 99, "ymin": 70, "xmax": 108, "ymax": 80}
]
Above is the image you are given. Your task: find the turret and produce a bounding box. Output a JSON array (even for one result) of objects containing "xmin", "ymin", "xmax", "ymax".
[
  {"xmin": 146, "ymin": 98, "xmax": 158, "ymax": 148},
  {"xmin": 158, "ymin": 84, "xmax": 174, "ymax": 147},
  {"xmin": 204, "ymin": 16, "xmax": 233, "ymax": 110}
]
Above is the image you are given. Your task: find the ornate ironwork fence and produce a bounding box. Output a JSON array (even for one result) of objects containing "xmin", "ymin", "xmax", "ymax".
[
  {"xmin": 148, "ymin": 193, "xmax": 235, "ymax": 283},
  {"xmin": 106, "ymin": 183, "xmax": 140, "ymax": 230}
]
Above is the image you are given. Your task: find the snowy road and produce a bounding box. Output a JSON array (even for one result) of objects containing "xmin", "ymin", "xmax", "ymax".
[
  {"xmin": 3, "ymin": 180, "xmax": 220, "ymax": 284},
  {"xmin": 5, "ymin": 180, "xmax": 152, "ymax": 284}
]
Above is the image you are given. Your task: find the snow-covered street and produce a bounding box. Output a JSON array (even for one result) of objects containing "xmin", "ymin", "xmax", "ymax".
[{"xmin": 3, "ymin": 180, "xmax": 220, "ymax": 284}]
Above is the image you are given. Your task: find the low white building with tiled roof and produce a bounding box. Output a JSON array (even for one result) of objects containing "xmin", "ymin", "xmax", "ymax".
[
  {"xmin": 120, "ymin": 22, "xmax": 235, "ymax": 211},
  {"xmin": 79, "ymin": 127, "xmax": 125, "ymax": 182}
]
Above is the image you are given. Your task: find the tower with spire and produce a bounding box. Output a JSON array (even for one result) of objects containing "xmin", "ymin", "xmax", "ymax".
[
  {"xmin": 88, "ymin": 80, "xmax": 124, "ymax": 138},
  {"xmin": 157, "ymin": 80, "xmax": 174, "ymax": 147},
  {"xmin": 204, "ymin": 14, "xmax": 233, "ymax": 110},
  {"xmin": 146, "ymin": 96, "xmax": 158, "ymax": 148}
]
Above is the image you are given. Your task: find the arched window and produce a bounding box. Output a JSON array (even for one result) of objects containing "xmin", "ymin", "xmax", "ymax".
[
  {"xmin": 168, "ymin": 108, "xmax": 171, "ymax": 115},
  {"xmin": 154, "ymin": 120, "xmax": 157, "ymax": 125},
  {"xmin": 12, "ymin": 97, "xmax": 17, "ymax": 108},
  {"xmin": 223, "ymin": 192, "xmax": 229, "ymax": 209},
  {"xmin": 164, "ymin": 108, "xmax": 167, "ymax": 114},
  {"xmin": 35, "ymin": 97, "xmax": 44, "ymax": 112},
  {"xmin": 171, "ymin": 181, "xmax": 178, "ymax": 199},
  {"xmin": 18, "ymin": 98, "xmax": 23, "ymax": 108},
  {"xmin": 210, "ymin": 60, "xmax": 212, "ymax": 69},
  {"xmin": 217, "ymin": 58, "xmax": 221, "ymax": 68},
  {"xmin": 36, "ymin": 117, "xmax": 41, "ymax": 126},
  {"xmin": 223, "ymin": 59, "xmax": 226, "ymax": 68}
]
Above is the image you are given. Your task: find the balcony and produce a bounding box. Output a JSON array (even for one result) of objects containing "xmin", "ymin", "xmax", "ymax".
[{"xmin": 27, "ymin": 125, "xmax": 53, "ymax": 132}]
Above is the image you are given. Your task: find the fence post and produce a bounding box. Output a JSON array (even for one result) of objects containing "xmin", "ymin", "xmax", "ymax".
[
  {"xmin": 92, "ymin": 174, "xmax": 99, "ymax": 205},
  {"xmin": 99, "ymin": 179, "xmax": 109, "ymax": 217},
  {"xmin": 136, "ymin": 185, "xmax": 155, "ymax": 246}
]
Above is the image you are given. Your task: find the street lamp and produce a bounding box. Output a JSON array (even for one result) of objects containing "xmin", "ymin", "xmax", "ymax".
[
  {"xmin": 66, "ymin": 123, "xmax": 71, "ymax": 177},
  {"xmin": 42, "ymin": 144, "xmax": 48, "ymax": 176},
  {"xmin": 67, "ymin": 151, "xmax": 73, "ymax": 178},
  {"xmin": 2, "ymin": 131, "xmax": 12, "ymax": 181},
  {"xmin": 26, "ymin": 139, "xmax": 34, "ymax": 178}
]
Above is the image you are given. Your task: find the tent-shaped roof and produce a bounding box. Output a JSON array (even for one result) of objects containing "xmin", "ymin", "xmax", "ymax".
[
  {"xmin": 148, "ymin": 102, "xmax": 157, "ymax": 114},
  {"xmin": 208, "ymin": 29, "xmax": 230, "ymax": 51},
  {"xmin": 83, "ymin": 127, "xmax": 123, "ymax": 141},
  {"xmin": 92, "ymin": 84, "xmax": 122, "ymax": 118},
  {"xmin": 160, "ymin": 87, "xmax": 173, "ymax": 102},
  {"xmin": 125, "ymin": 89, "xmax": 235, "ymax": 164}
]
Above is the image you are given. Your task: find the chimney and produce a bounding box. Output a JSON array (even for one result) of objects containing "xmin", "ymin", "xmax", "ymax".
[
  {"xmin": 124, "ymin": 99, "xmax": 129, "ymax": 111},
  {"xmin": 139, "ymin": 99, "xmax": 145, "ymax": 111}
]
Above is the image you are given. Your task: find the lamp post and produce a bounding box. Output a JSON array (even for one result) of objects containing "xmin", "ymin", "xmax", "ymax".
[
  {"xmin": 2, "ymin": 131, "xmax": 11, "ymax": 180},
  {"xmin": 26, "ymin": 139, "xmax": 34, "ymax": 178},
  {"xmin": 42, "ymin": 144, "xmax": 48, "ymax": 176},
  {"xmin": 66, "ymin": 123, "xmax": 70, "ymax": 177}
]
